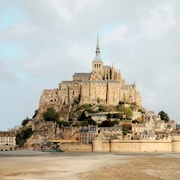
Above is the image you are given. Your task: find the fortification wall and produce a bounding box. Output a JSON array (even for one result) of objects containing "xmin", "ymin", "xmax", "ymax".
[
  {"xmin": 102, "ymin": 141, "xmax": 110, "ymax": 152},
  {"xmin": 172, "ymin": 136, "xmax": 180, "ymax": 152},
  {"xmin": 60, "ymin": 143, "xmax": 92, "ymax": 152},
  {"xmin": 59, "ymin": 136, "xmax": 180, "ymax": 153},
  {"xmin": 110, "ymin": 140, "xmax": 172, "ymax": 152},
  {"xmin": 92, "ymin": 139, "xmax": 180, "ymax": 152}
]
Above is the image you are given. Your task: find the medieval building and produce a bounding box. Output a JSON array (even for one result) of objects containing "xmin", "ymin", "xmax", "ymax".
[{"xmin": 38, "ymin": 37, "xmax": 142, "ymax": 116}]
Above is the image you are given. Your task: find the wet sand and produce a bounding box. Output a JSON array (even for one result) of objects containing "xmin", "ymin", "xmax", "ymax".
[{"xmin": 0, "ymin": 151, "xmax": 180, "ymax": 180}]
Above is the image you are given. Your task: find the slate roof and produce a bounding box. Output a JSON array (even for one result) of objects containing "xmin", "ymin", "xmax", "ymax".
[{"xmin": 73, "ymin": 73, "xmax": 91, "ymax": 77}]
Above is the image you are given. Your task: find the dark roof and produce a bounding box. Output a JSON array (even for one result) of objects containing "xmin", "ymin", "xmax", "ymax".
[
  {"xmin": 73, "ymin": 73, "xmax": 91, "ymax": 77},
  {"xmin": 61, "ymin": 81, "xmax": 72, "ymax": 84}
]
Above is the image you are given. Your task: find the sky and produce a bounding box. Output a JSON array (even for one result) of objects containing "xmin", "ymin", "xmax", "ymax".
[{"xmin": 0, "ymin": 0, "xmax": 180, "ymax": 130}]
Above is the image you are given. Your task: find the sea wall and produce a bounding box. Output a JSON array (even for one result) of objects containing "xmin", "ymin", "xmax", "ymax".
[
  {"xmin": 172, "ymin": 136, "xmax": 180, "ymax": 152},
  {"xmin": 59, "ymin": 136, "xmax": 180, "ymax": 153},
  {"xmin": 60, "ymin": 143, "xmax": 92, "ymax": 152},
  {"xmin": 92, "ymin": 137, "xmax": 180, "ymax": 152},
  {"xmin": 110, "ymin": 140, "xmax": 172, "ymax": 152}
]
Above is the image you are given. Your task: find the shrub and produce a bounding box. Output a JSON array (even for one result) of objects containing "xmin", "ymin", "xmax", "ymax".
[{"xmin": 43, "ymin": 108, "xmax": 59, "ymax": 122}]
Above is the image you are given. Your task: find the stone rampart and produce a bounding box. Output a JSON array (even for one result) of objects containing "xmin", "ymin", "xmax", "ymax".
[
  {"xmin": 60, "ymin": 143, "xmax": 92, "ymax": 152},
  {"xmin": 93, "ymin": 138, "xmax": 180, "ymax": 153},
  {"xmin": 110, "ymin": 140, "xmax": 172, "ymax": 152},
  {"xmin": 172, "ymin": 136, "xmax": 180, "ymax": 152},
  {"xmin": 58, "ymin": 136, "xmax": 180, "ymax": 153}
]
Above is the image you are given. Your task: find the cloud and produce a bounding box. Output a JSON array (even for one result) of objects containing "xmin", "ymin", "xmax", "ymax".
[
  {"xmin": 141, "ymin": 2, "xmax": 176, "ymax": 40},
  {"xmin": 1, "ymin": 0, "xmax": 180, "ymax": 130},
  {"xmin": 1, "ymin": 22, "xmax": 37, "ymax": 39},
  {"xmin": 102, "ymin": 24, "xmax": 128, "ymax": 45}
]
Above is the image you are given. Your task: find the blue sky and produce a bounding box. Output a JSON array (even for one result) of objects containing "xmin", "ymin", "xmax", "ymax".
[{"xmin": 1, "ymin": 0, "xmax": 180, "ymax": 130}]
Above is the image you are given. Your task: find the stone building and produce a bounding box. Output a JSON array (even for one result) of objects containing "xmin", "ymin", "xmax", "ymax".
[
  {"xmin": 38, "ymin": 37, "xmax": 142, "ymax": 117},
  {"xmin": 0, "ymin": 131, "xmax": 16, "ymax": 151},
  {"xmin": 78, "ymin": 125, "xmax": 98, "ymax": 144}
]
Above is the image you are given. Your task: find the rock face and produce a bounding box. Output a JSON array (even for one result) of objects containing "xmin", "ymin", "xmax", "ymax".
[{"xmin": 25, "ymin": 121, "xmax": 79, "ymax": 150}]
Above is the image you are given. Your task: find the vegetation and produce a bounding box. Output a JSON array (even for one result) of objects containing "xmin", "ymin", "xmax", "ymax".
[
  {"xmin": 32, "ymin": 109, "xmax": 38, "ymax": 118},
  {"xmin": 21, "ymin": 117, "xmax": 31, "ymax": 126},
  {"xmin": 77, "ymin": 110, "xmax": 96, "ymax": 126},
  {"xmin": 56, "ymin": 121, "xmax": 70, "ymax": 127},
  {"xmin": 72, "ymin": 97, "xmax": 80, "ymax": 106},
  {"xmin": 116, "ymin": 105, "xmax": 133, "ymax": 120},
  {"xmin": 78, "ymin": 111, "xmax": 87, "ymax": 121},
  {"xmin": 158, "ymin": 111, "xmax": 170, "ymax": 122},
  {"xmin": 16, "ymin": 128, "xmax": 33, "ymax": 147},
  {"xmin": 69, "ymin": 101, "xmax": 136, "ymax": 124},
  {"xmin": 122, "ymin": 123, "xmax": 132, "ymax": 135},
  {"xmin": 43, "ymin": 107, "xmax": 59, "ymax": 122}
]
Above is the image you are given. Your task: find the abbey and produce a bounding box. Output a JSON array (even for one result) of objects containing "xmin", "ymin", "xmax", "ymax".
[{"xmin": 38, "ymin": 37, "xmax": 142, "ymax": 115}]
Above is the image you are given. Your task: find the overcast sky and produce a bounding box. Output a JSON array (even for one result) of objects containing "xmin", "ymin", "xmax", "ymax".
[{"xmin": 1, "ymin": 0, "xmax": 180, "ymax": 130}]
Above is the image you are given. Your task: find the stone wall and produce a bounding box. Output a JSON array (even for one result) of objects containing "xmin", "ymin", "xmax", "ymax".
[
  {"xmin": 92, "ymin": 137, "xmax": 180, "ymax": 153},
  {"xmin": 51, "ymin": 136, "xmax": 180, "ymax": 153},
  {"xmin": 60, "ymin": 143, "xmax": 92, "ymax": 152},
  {"xmin": 172, "ymin": 136, "xmax": 180, "ymax": 152},
  {"xmin": 110, "ymin": 140, "xmax": 172, "ymax": 152},
  {"xmin": 0, "ymin": 145, "xmax": 16, "ymax": 151}
]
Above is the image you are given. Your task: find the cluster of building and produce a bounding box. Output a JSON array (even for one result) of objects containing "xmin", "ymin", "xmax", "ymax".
[{"xmin": 77, "ymin": 111, "xmax": 177, "ymax": 144}]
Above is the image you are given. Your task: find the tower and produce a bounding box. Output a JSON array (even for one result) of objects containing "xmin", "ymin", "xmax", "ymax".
[{"xmin": 91, "ymin": 34, "xmax": 104, "ymax": 80}]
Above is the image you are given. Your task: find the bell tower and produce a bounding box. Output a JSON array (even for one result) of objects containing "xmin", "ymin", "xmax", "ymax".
[{"xmin": 91, "ymin": 34, "xmax": 104, "ymax": 80}]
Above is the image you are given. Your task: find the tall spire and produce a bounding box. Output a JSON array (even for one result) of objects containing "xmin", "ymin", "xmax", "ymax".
[
  {"xmin": 94, "ymin": 32, "xmax": 101, "ymax": 61},
  {"xmin": 96, "ymin": 33, "xmax": 100, "ymax": 55}
]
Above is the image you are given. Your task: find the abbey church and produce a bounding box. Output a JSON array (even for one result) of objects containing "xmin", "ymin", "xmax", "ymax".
[{"xmin": 38, "ymin": 37, "xmax": 142, "ymax": 115}]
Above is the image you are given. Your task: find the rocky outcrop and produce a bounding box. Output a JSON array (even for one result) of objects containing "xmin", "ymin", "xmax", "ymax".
[{"xmin": 24, "ymin": 121, "xmax": 79, "ymax": 150}]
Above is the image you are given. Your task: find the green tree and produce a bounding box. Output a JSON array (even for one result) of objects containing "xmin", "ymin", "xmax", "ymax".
[
  {"xmin": 43, "ymin": 107, "xmax": 59, "ymax": 122},
  {"xmin": 21, "ymin": 117, "xmax": 31, "ymax": 126},
  {"xmin": 124, "ymin": 107, "xmax": 133, "ymax": 120},
  {"xmin": 16, "ymin": 128, "xmax": 33, "ymax": 147},
  {"xmin": 32, "ymin": 109, "xmax": 38, "ymax": 118},
  {"xmin": 72, "ymin": 97, "xmax": 80, "ymax": 106},
  {"xmin": 87, "ymin": 117, "xmax": 96, "ymax": 125},
  {"xmin": 107, "ymin": 113, "xmax": 111, "ymax": 120},
  {"xmin": 78, "ymin": 111, "xmax": 87, "ymax": 121},
  {"xmin": 158, "ymin": 111, "xmax": 170, "ymax": 122},
  {"xmin": 112, "ymin": 120, "xmax": 119, "ymax": 126}
]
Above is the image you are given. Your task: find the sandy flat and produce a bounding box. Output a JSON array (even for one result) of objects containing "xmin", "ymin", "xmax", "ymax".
[{"xmin": 0, "ymin": 151, "xmax": 180, "ymax": 180}]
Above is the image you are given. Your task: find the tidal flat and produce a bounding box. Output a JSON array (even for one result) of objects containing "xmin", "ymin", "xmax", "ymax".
[{"xmin": 0, "ymin": 150, "xmax": 180, "ymax": 180}]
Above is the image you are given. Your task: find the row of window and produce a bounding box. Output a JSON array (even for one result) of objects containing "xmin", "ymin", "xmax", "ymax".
[
  {"xmin": 0, "ymin": 143, "xmax": 15, "ymax": 146},
  {"xmin": 94, "ymin": 64, "xmax": 102, "ymax": 68},
  {"xmin": 0, "ymin": 137, "xmax": 15, "ymax": 139}
]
